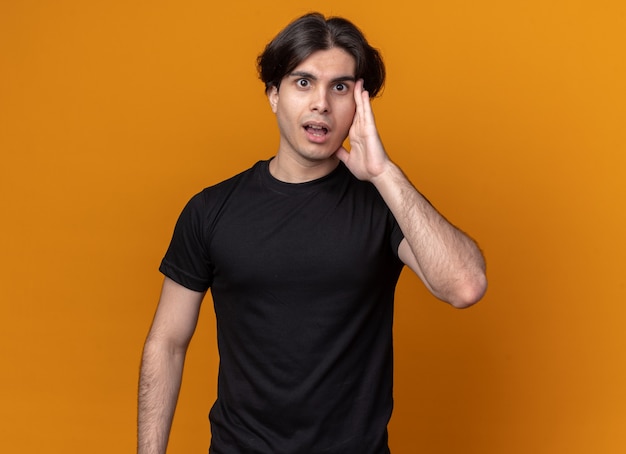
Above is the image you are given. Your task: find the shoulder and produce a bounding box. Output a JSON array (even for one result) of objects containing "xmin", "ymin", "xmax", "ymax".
[
  {"xmin": 188, "ymin": 160, "xmax": 268, "ymax": 209},
  {"xmin": 338, "ymin": 163, "xmax": 388, "ymax": 205},
  {"xmin": 170, "ymin": 161, "xmax": 266, "ymax": 233}
]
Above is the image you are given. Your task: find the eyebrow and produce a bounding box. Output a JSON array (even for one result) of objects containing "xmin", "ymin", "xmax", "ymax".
[{"xmin": 288, "ymin": 71, "xmax": 356, "ymax": 84}]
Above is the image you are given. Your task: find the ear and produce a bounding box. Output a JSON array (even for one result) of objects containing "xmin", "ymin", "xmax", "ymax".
[{"xmin": 267, "ymin": 86, "xmax": 279, "ymax": 113}]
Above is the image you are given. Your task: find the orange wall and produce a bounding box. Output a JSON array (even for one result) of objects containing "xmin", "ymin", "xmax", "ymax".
[{"xmin": 1, "ymin": 1, "xmax": 625, "ymax": 452}]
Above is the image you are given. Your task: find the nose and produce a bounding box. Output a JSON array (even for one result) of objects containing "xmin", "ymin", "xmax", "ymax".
[{"xmin": 311, "ymin": 87, "xmax": 330, "ymax": 113}]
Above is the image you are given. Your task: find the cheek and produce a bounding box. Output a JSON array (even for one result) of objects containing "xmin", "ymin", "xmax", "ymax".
[
  {"xmin": 276, "ymin": 97, "xmax": 306, "ymax": 122},
  {"xmin": 275, "ymin": 101, "xmax": 298, "ymax": 128},
  {"xmin": 336, "ymin": 103, "xmax": 356, "ymax": 130}
]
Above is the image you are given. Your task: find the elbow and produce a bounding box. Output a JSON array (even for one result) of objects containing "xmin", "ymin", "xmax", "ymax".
[{"xmin": 447, "ymin": 273, "xmax": 487, "ymax": 309}]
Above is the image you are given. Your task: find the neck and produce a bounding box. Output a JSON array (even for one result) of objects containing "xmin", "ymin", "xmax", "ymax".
[{"xmin": 269, "ymin": 153, "xmax": 340, "ymax": 183}]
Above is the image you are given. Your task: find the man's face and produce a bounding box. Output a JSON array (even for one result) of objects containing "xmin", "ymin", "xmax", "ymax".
[{"xmin": 268, "ymin": 48, "xmax": 357, "ymax": 166}]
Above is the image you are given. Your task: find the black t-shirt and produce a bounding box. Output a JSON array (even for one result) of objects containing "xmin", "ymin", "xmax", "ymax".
[{"xmin": 160, "ymin": 160, "xmax": 405, "ymax": 453}]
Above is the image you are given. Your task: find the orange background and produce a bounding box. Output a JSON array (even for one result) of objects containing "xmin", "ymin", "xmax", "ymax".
[{"xmin": 1, "ymin": 1, "xmax": 625, "ymax": 452}]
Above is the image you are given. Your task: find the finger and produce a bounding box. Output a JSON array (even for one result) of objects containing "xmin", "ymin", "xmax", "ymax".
[
  {"xmin": 353, "ymin": 79, "xmax": 364, "ymax": 113},
  {"xmin": 361, "ymin": 82, "xmax": 370, "ymax": 102},
  {"xmin": 356, "ymin": 78, "xmax": 364, "ymax": 95},
  {"xmin": 359, "ymin": 85, "xmax": 373, "ymax": 119}
]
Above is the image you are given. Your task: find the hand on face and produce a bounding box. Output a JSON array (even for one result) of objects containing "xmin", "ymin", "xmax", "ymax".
[{"xmin": 335, "ymin": 80, "xmax": 391, "ymax": 181}]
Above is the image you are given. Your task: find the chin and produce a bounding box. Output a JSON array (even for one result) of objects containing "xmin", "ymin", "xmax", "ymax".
[
  {"xmin": 305, "ymin": 151, "xmax": 339, "ymax": 163},
  {"xmin": 294, "ymin": 144, "xmax": 331, "ymax": 159}
]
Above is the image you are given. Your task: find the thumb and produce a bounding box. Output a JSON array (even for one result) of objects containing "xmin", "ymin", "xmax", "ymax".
[{"xmin": 335, "ymin": 146, "xmax": 350, "ymax": 163}]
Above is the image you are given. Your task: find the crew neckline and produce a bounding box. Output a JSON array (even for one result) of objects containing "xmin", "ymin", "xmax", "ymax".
[{"xmin": 260, "ymin": 159, "xmax": 346, "ymax": 195}]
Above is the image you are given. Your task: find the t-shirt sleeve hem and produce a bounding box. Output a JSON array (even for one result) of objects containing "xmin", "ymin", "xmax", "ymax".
[
  {"xmin": 391, "ymin": 233, "xmax": 405, "ymax": 260},
  {"xmin": 390, "ymin": 217, "xmax": 406, "ymax": 260},
  {"xmin": 159, "ymin": 259, "xmax": 210, "ymax": 293}
]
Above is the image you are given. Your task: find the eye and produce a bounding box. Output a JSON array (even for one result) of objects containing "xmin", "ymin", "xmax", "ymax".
[
  {"xmin": 297, "ymin": 79, "xmax": 310, "ymax": 88},
  {"xmin": 335, "ymin": 83, "xmax": 347, "ymax": 92}
]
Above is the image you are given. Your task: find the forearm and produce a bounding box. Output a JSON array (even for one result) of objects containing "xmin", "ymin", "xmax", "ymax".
[
  {"xmin": 372, "ymin": 161, "xmax": 487, "ymax": 307},
  {"xmin": 137, "ymin": 337, "xmax": 187, "ymax": 454}
]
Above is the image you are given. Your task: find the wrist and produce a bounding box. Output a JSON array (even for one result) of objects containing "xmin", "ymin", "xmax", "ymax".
[{"xmin": 370, "ymin": 159, "xmax": 400, "ymax": 186}]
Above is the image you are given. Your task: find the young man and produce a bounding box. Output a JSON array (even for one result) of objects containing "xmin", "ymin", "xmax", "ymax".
[{"xmin": 138, "ymin": 12, "xmax": 486, "ymax": 454}]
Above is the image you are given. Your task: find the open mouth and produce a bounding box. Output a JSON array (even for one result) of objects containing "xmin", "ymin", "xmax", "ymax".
[{"xmin": 304, "ymin": 124, "xmax": 329, "ymax": 136}]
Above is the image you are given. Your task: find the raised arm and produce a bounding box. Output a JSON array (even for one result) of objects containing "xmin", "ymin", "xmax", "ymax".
[
  {"xmin": 138, "ymin": 277, "xmax": 205, "ymax": 453},
  {"xmin": 372, "ymin": 164, "xmax": 486, "ymax": 307},
  {"xmin": 336, "ymin": 80, "xmax": 487, "ymax": 308}
]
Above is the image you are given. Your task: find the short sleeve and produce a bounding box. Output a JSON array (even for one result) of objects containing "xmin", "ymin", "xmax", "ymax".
[
  {"xmin": 391, "ymin": 218, "xmax": 404, "ymax": 258},
  {"xmin": 389, "ymin": 214, "xmax": 405, "ymax": 260},
  {"xmin": 159, "ymin": 192, "xmax": 213, "ymax": 292}
]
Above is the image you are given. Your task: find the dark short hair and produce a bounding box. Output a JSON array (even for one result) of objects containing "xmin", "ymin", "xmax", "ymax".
[{"xmin": 257, "ymin": 12, "xmax": 385, "ymax": 98}]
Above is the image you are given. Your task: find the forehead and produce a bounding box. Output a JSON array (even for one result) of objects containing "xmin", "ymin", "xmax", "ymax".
[{"xmin": 290, "ymin": 48, "xmax": 356, "ymax": 79}]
